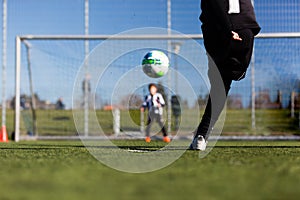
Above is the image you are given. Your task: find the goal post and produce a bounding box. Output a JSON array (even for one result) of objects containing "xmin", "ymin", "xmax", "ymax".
[
  {"xmin": 14, "ymin": 32, "xmax": 300, "ymax": 141},
  {"xmin": 15, "ymin": 36, "xmax": 21, "ymax": 142}
]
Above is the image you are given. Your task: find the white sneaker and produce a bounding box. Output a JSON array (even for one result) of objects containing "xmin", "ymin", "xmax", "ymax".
[{"xmin": 189, "ymin": 135, "xmax": 207, "ymax": 151}]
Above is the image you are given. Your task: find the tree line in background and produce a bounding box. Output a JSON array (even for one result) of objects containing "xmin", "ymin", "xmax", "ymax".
[{"xmin": 3, "ymin": 86, "xmax": 300, "ymax": 111}]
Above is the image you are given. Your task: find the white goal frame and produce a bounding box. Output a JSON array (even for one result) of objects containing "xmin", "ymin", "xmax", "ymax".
[{"xmin": 14, "ymin": 33, "xmax": 300, "ymax": 142}]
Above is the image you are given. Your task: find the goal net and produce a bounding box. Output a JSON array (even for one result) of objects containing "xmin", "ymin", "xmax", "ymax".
[
  {"xmin": 14, "ymin": 32, "xmax": 300, "ymax": 141},
  {"xmin": 14, "ymin": 31, "xmax": 211, "ymax": 141}
]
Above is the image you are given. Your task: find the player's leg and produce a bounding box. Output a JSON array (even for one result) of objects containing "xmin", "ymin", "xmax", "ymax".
[
  {"xmin": 145, "ymin": 113, "xmax": 153, "ymax": 142},
  {"xmin": 189, "ymin": 28, "xmax": 231, "ymax": 150},
  {"xmin": 156, "ymin": 114, "xmax": 170, "ymax": 143},
  {"xmin": 190, "ymin": 57, "xmax": 232, "ymax": 150},
  {"xmin": 157, "ymin": 115, "xmax": 167, "ymax": 137},
  {"xmin": 197, "ymin": 67, "xmax": 232, "ymax": 140}
]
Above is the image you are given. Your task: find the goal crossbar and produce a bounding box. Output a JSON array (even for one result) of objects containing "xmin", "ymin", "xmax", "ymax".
[{"xmin": 17, "ymin": 32, "xmax": 300, "ymax": 41}]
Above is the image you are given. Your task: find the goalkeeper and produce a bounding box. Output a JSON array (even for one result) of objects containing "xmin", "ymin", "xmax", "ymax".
[{"xmin": 141, "ymin": 83, "xmax": 170, "ymax": 143}]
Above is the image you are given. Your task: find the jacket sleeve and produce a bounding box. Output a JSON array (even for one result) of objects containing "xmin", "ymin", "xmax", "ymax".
[
  {"xmin": 141, "ymin": 96, "xmax": 148, "ymax": 108},
  {"xmin": 206, "ymin": 0, "xmax": 233, "ymax": 37},
  {"xmin": 158, "ymin": 94, "xmax": 165, "ymax": 107}
]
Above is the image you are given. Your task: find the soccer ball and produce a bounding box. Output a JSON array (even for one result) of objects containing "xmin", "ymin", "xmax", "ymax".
[{"xmin": 142, "ymin": 50, "xmax": 169, "ymax": 78}]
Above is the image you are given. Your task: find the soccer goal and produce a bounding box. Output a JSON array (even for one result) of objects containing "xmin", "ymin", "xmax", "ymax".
[
  {"xmin": 14, "ymin": 32, "xmax": 300, "ymax": 141},
  {"xmin": 14, "ymin": 31, "xmax": 209, "ymax": 142}
]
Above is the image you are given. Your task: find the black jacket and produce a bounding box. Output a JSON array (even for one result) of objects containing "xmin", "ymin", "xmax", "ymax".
[{"xmin": 200, "ymin": 0, "xmax": 260, "ymax": 37}]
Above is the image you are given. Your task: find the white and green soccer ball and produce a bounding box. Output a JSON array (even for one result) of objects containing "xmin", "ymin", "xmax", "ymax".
[{"xmin": 142, "ymin": 50, "xmax": 169, "ymax": 78}]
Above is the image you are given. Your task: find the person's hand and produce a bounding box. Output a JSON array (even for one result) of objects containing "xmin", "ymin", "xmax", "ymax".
[
  {"xmin": 232, "ymin": 31, "xmax": 242, "ymax": 41},
  {"xmin": 140, "ymin": 107, "xmax": 144, "ymax": 112}
]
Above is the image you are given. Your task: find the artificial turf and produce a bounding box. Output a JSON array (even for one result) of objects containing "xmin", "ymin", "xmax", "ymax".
[{"xmin": 0, "ymin": 140, "xmax": 300, "ymax": 200}]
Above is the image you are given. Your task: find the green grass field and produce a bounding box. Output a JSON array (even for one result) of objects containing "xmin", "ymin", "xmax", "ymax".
[{"xmin": 1, "ymin": 140, "xmax": 300, "ymax": 200}]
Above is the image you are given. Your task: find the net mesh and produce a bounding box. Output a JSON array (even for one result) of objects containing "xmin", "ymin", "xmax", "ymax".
[{"xmin": 18, "ymin": 37, "xmax": 209, "ymax": 137}]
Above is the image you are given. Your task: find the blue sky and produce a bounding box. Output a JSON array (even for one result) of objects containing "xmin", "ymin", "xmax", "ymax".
[{"xmin": 0, "ymin": 0, "xmax": 300, "ymax": 108}]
